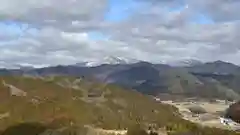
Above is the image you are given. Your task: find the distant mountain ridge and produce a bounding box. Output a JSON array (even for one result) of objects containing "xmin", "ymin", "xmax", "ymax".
[
  {"xmin": 1, "ymin": 60, "xmax": 240, "ymax": 100},
  {"xmin": 187, "ymin": 60, "xmax": 240, "ymax": 75}
]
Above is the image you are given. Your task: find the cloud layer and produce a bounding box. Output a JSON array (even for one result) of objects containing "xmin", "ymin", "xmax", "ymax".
[{"xmin": 0, "ymin": 0, "xmax": 240, "ymax": 67}]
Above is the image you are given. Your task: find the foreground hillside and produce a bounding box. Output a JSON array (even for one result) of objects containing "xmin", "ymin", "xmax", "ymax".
[
  {"xmin": 0, "ymin": 75, "xmax": 179, "ymax": 130},
  {"xmin": 0, "ymin": 76, "xmax": 239, "ymax": 135}
]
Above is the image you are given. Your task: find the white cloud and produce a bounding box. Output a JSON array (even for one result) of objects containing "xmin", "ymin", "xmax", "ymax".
[
  {"xmin": 0, "ymin": 0, "xmax": 240, "ymax": 67},
  {"xmin": 0, "ymin": 0, "xmax": 108, "ymax": 31},
  {"xmin": 0, "ymin": 26, "xmax": 135, "ymax": 67}
]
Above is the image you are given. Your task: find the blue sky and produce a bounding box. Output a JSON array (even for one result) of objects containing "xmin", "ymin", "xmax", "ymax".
[
  {"xmin": 92, "ymin": 0, "xmax": 214, "ymax": 40},
  {"xmin": 105, "ymin": 0, "xmax": 135, "ymax": 22},
  {"xmin": 0, "ymin": 21, "xmax": 25, "ymax": 36},
  {"xmin": 104, "ymin": 0, "xmax": 214, "ymax": 24},
  {"xmin": 0, "ymin": 0, "xmax": 213, "ymax": 40}
]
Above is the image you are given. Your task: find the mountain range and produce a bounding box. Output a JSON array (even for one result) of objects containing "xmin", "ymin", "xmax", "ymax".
[{"xmin": 1, "ymin": 59, "xmax": 240, "ymax": 100}]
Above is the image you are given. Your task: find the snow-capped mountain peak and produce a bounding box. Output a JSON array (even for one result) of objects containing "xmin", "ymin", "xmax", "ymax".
[
  {"xmin": 103, "ymin": 56, "xmax": 128, "ymax": 65},
  {"xmin": 75, "ymin": 56, "xmax": 140, "ymax": 67},
  {"xmin": 167, "ymin": 59, "xmax": 203, "ymax": 67}
]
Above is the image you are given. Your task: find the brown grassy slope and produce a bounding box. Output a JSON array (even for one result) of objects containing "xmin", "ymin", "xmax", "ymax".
[
  {"xmin": 0, "ymin": 76, "xmax": 179, "ymax": 130},
  {"xmin": 0, "ymin": 76, "xmax": 239, "ymax": 135}
]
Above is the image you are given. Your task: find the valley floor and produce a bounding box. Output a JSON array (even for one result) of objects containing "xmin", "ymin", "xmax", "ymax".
[
  {"xmin": 85, "ymin": 126, "xmax": 168, "ymax": 135},
  {"xmin": 161, "ymin": 99, "xmax": 240, "ymax": 131}
]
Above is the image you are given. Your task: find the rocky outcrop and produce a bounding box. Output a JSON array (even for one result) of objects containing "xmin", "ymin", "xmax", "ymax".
[
  {"xmin": 2, "ymin": 80, "xmax": 27, "ymax": 97},
  {"xmin": 187, "ymin": 105, "xmax": 207, "ymax": 114},
  {"xmin": 0, "ymin": 112, "xmax": 10, "ymax": 120}
]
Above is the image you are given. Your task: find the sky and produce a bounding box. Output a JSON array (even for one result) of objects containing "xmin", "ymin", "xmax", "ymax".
[{"xmin": 0, "ymin": 0, "xmax": 240, "ymax": 68}]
